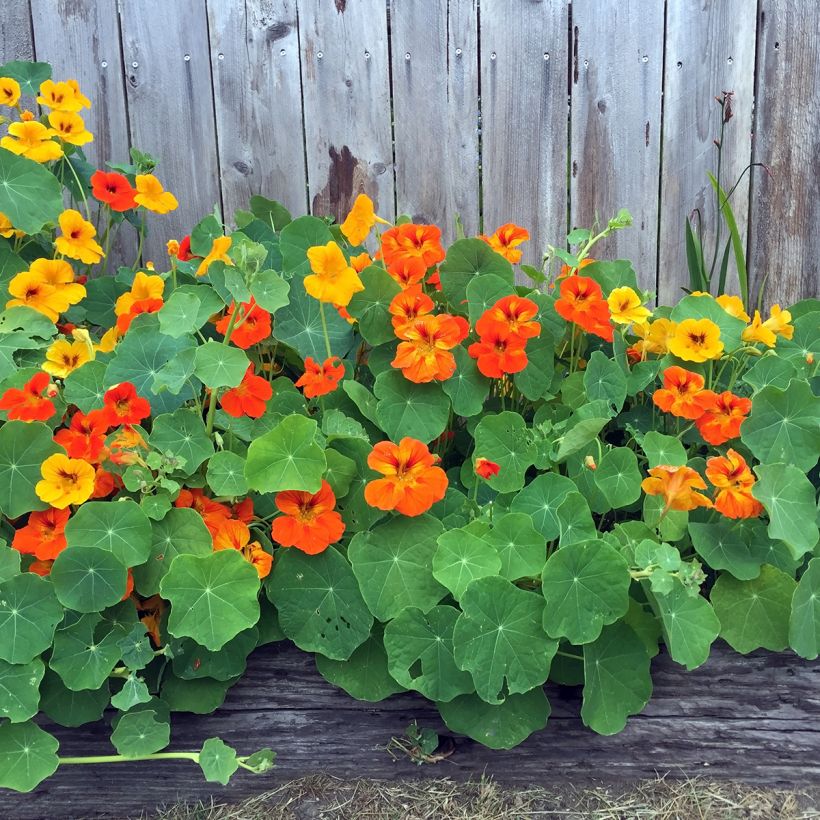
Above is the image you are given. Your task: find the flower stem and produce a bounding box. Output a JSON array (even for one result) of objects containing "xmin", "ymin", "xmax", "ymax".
[
  {"xmin": 58, "ymin": 752, "xmax": 199, "ymax": 766},
  {"xmin": 65, "ymin": 155, "xmax": 92, "ymax": 223},
  {"xmin": 205, "ymin": 308, "xmax": 240, "ymax": 437},
  {"xmin": 318, "ymin": 301, "xmax": 333, "ymax": 359}
]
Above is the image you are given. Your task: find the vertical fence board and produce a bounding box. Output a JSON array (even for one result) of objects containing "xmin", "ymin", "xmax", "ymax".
[
  {"xmin": 749, "ymin": 0, "xmax": 820, "ymax": 306},
  {"xmin": 570, "ymin": 0, "xmax": 664, "ymax": 290},
  {"xmin": 390, "ymin": 0, "xmax": 479, "ymax": 241},
  {"xmin": 0, "ymin": 2, "xmax": 33, "ymax": 63},
  {"xmin": 119, "ymin": 0, "xmax": 222, "ymax": 261},
  {"xmin": 480, "ymin": 0, "xmax": 569, "ymax": 270},
  {"xmin": 658, "ymin": 0, "xmax": 757, "ymax": 303},
  {"xmin": 207, "ymin": 0, "xmax": 308, "ymax": 222},
  {"xmin": 298, "ymin": 0, "xmax": 394, "ymax": 224}
]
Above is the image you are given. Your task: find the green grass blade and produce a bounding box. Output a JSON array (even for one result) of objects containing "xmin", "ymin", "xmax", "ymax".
[{"xmin": 708, "ymin": 172, "xmax": 748, "ymax": 308}]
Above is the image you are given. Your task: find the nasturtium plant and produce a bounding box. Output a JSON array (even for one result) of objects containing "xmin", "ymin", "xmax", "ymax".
[{"xmin": 0, "ymin": 57, "xmax": 817, "ymax": 794}]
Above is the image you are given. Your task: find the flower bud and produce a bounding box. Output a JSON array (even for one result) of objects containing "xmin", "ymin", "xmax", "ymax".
[{"xmin": 584, "ymin": 455, "xmax": 597, "ymax": 470}]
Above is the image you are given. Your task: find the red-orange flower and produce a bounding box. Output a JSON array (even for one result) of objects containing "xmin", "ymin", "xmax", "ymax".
[
  {"xmin": 555, "ymin": 257, "xmax": 595, "ymax": 286},
  {"xmin": 91, "ymin": 465, "xmax": 118, "ymax": 499},
  {"xmin": 0, "ymin": 372, "xmax": 56, "ymax": 421},
  {"xmin": 90, "ymin": 170, "xmax": 137, "ymax": 212},
  {"xmin": 479, "ymin": 223, "xmax": 530, "ymax": 264},
  {"xmin": 116, "ymin": 297, "xmax": 164, "ymax": 333},
  {"xmin": 270, "ymin": 480, "xmax": 345, "ymax": 555},
  {"xmin": 554, "ymin": 275, "xmax": 613, "ymax": 341},
  {"xmin": 28, "ymin": 559, "xmax": 53, "ymax": 577},
  {"xmin": 12, "ymin": 507, "xmax": 70, "ymax": 561},
  {"xmin": 385, "ymin": 256, "xmax": 428, "ymax": 289},
  {"xmin": 391, "ymin": 313, "xmax": 467, "ymax": 383},
  {"xmin": 705, "ymin": 449, "xmax": 763, "ymax": 519},
  {"xmin": 213, "ymin": 518, "xmax": 273, "ymax": 578},
  {"xmin": 365, "ymin": 437, "xmax": 448, "ymax": 517},
  {"xmin": 475, "ymin": 295, "xmax": 541, "ymax": 340},
  {"xmin": 695, "ymin": 391, "xmax": 751, "ymax": 445},
  {"xmin": 102, "ymin": 382, "xmax": 151, "ymax": 427},
  {"xmin": 641, "ymin": 465, "xmax": 713, "ymax": 513},
  {"xmin": 475, "ymin": 457, "xmax": 501, "ymax": 480},
  {"xmin": 177, "ymin": 235, "xmax": 195, "ymax": 262},
  {"xmin": 220, "ymin": 364, "xmax": 272, "ymax": 419},
  {"xmin": 389, "ymin": 285, "xmax": 435, "ymax": 338},
  {"xmin": 380, "ymin": 224, "xmax": 445, "ymax": 280},
  {"xmin": 652, "ymin": 366, "xmax": 714, "ymax": 420},
  {"xmin": 233, "ymin": 497, "xmax": 255, "ymax": 523},
  {"xmin": 175, "ymin": 488, "xmax": 232, "ymax": 539},
  {"xmin": 54, "ymin": 409, "xmax": 110, "ymax": 462},
  {"xmin": 427, "ymin": 269, "xmax": 442, "ymax": 291},
  {"xmin": 295, "ymin": 356, "xmax": 345, "ymax": 399},
  {"xmin": 215, "ymin": 299, "xmax": 271, "ymax": 349},
  {"xmin": 467, "ymin": 325, "xmax": 529, "ymax": 378}
]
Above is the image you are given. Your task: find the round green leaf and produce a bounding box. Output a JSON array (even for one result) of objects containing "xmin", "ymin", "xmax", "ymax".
[
  {"xmin": 654, "ymin": 584, "xmax": 720, "ymax": 670},
  {"xmin": 513, "ymin": 329, "xmax": 555, "ymax": 402},
  {"xmin": 50, "ymin": 546, "xmax": 127, "ymax": 613},
  {"xmin": 0, "ymin": 541, "xmax": 20, "ymax": 583},
  {"xmin": 442, "ymin": 346, "xmax": 490, "ymax": 417},
  {"xmin": 111, "ymin": 673, "xmax": 152, "ymax": 711},
  {"xmin": 0, "ymin": 721, "xmax": 59, "ymax": 792},
  {"xmin": 555, "ymin": 492, "xmax": 597, "ymax": 547},
  {"xmin": 0, "ymin": 420, "xmax": 61, "ymax": 518},
  {"xmin": 250, "ymin": 269, "xmax": 290, "ymax": 313},
  {"xmin": 510, "ymin": 472, "xmax": 576, "ymax": 540},
  {"xmin": 438, "ymin": 238, "xmax": 514, "ymax": 307},
  {"xmin": 65, "ymin": 500, "xmax": 152, "ymax": 568},
  {"xmin": 160, "ymin": 550, "xmax": 261, "ymax": 651},
  {"xmin": 0, "ymin": 573, "xmax": 63, "ymax": 663},
  {"xmin": 149, "ymin": 409, "xmax": 214, "ymax": 473},
  {"xmin": 373, "ymin": 370, "xmax": 450, "ymax": 443},
  {"xmin": 39, "ymin": 668, "xmax": 108, "ymax": 727},
  {"xmin": 323, "ymin": 448, "xmax": 357, "ymax": 499},
  {"xmin": 465, "ymin": 273, "xmax": 515, "ymax": 325},
  {"xmin": 0, "ymin": 657, "xmax": 44, "ymax": 722},
  {"xmin": 0, "ymin": 147, "xmax": 63, "ymax": 234},
  {"xmin": 157, "ymin": 291, "xmax": 203, "ymax": 338},
  {"xmin": 594, "ymin": 447, "xmax": 642, "ymax": 508},
  {"xmin": 279, "ymin": 215, "xmax": 333, "ymax": 276},
  {"xmin": 199, "ymin": 737, "xmax": 239, "ymax": 785},
  {"xmin": 193, "ymin": 340, "xmax": 250, "ymax": 388},
  {"xmin": 689, "ymin": 519, "xmax": 770, "ymax": 580},
  {"xmin": 160, "ymin": 675, "xmax": 233, "ymax": 714},
  {"xmin": 433, "ymin": 523, "xmax": 501, "ymax": 600},
  {"xmin": 206, "ymin": 450, "xmax": 248, "ymax": 496},
  {"xmin": 63, "ymin": 359, "xmax": 108, "ymax": 413},
  {"xmin": 790, "ymin": 558, "xmax": 820, "ymax": 659},
  {"xmin": 484, "ymin": 512, "xmax": 547, "ymax": 581},
  {"xmin": 111, "ymin": 709, "xmax": 170, "ymax": 757},
  {"xmin": 347, "ymin": 265, "xmax": 402, "ymax": 345},
  {"xmin": 584, "ymin": 351, "xmax": 627, "ymax": 412},
  {"xmin": 641, "ymin": 431, "xmax": 687, "ymax": 467},
  {"xmin": 541, "ymin": 539, "xmax": 631, "ymax": 644},
  {"xmin": 49, "ymin": 613, "xmax": 123, "ymax": 691},
  {"xmin": 452, "ymin": 575, "xmax": 556, "ymax": 704},
  {"xmin": 473, "ymin": 412, "xmax": 536, "ymax": 493},
  {"xmin": 171, "ymin": 627, "xmax": 258, "ymax": 681}
]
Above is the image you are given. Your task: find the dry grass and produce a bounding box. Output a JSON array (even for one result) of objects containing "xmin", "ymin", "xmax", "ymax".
[{"xmin": 151, "ymin": 774, "xmax": 820, "ymax": 820}]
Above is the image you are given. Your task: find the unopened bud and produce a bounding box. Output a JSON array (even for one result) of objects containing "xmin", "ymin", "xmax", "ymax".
[
  {"xmin": 584, "ymin": 455, "xmax": 597, "ymax": 470},
  {"xmin": 45, "ymin": 384, "xmax": 59, "ymax": 399},
  {"xmin": 807, "ymin": 353, "xmax": 815, "ymax": 365},
  {"xmin": 20, "ymin": 110, "xmax": 35, "ymax": 121}
]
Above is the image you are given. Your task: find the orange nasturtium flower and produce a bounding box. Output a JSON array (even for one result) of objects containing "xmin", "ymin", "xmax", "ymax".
[
  {"xmin": 641, "ymin": 464, "xmax": 713, "ymax": 514},
  {"xmin": 305, "ymin": 241, "xmax": 364, "ymax": 306},
  {"xmin": 0, "ymin": 372, "xmax": 56, "ymax": 422},
  {"xmin": 380, "ymin": 223, "xmax": 446, "ymax": 279},
  {"xmin": 694, "ymin": 391, "xmax": 751, "ymax": 446},
  {"xmin": 475, "ymin": 457, "xmax": 501, "ymax": 480},
  {"xmin": 91, "ymin": 170, "xmax": 137, "ymax": 212},
  {"xmin": 652, "ymin": 366, "xmax": 714, "ymax": 420},
  {"xmin": 48, "ymin": 110, "xmax": 93, "ymax": 146},
  {"xmin": 468, "ymin": 324, "xmax": 529, "ymax": 378},
  {"xmin": 389, "ymin": 285, "xmax": 435, "ymax": 337},
  {"xmin": 365, "ymin": 437, "xmax": 448, "ymax": 517},
  {"xmin": 35, "ymin": 453, "xmax": 96, "ymax": 509},
  {"xmin": 115, "ymin": 272, "xmax": 165, "ymax": 320},
  {"xmin": 54, "ymin": 409, "xmax": 110, "ymax": 462},
  {"xmin": 0, "ymin": 120, "xmax": 63, "ymax": 163},
  {"xmin": 385, "ymin": 255, "xmax": 428, "ymax": 289},
  {"xmin": 213, "ymin": 518, "xmax": 273, "ymax": 579},
  {"xmin": 607, "ymin": 286, "xmax": 652, "ymax": 326},
  {"xmin": 220, "ymin": 364, "xmax": 272, "ymax": 419},
  {"xmin": 340, "ymin": 193, "xmax": 389, "ymax": 246},
  {"xmin": 667, "ymin": 318, "xmax": 723, "ymax": 362},
  {"xmin": 134, "ymin": 174, "xmax": 179, "ymax": 214},
  {"xmin": 350, "ymin": 252, "xmax": 372, "ymax": 273},
  {"xmin": 391, "ymin": 313, "xmax": 467, "ymax": 383},
  {"xmin": 0, "ymin": 77, "xmax": 21, "ymax": 107},
  {"xmin": 37, "ymin": 79, "xmax": 90, "ymax": 112},
  {"xmin": 175, "ymin": 488, "xmax": 232, "ymax": 540},
  {"xmin": 554, "ymin": 275, "xmax": 613, "ymax": 341},
  {"xmin": 215, "ymin": 299, "xmax": 271, "ymax": 349},
  {"xmin": 270, "ymin": 480, "xmax": 345, "ymax": 555},
  {"xmin": 42, "ymin": 337, "xmax": 94, "ymax": 379},
  {"xmin": 479, "ymin": 223, "xmax": 530, "ymax": 264},
  {"xmin": 54, "ymin": 209, "xmax": 104, "ymax": 264},
  {"xmin": 12, "ymin": 507, "xmax": 70, "ymax": 561},
  {"xmin": 295, "ymin": 356, "xmax": 345, "ymax": 399},
  {"xmin": 476, "ymin": 295, "xmax": 541, "ymax": 341},
  {"xmin": 705, "ymin": 449, "xmax": 763, "ymax": 519},
  {"xmin": 196, "ymin": 235, "xmax": 233, "ymax": 277},
  {"xmin": 102, "ymin": 381, "xmax": 151, "ymax": 427}
]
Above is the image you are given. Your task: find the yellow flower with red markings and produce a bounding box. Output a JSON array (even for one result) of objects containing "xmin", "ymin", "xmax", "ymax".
[{"xmin": 35, "ymin": 453, "xmax": 96, "ymax": 509}]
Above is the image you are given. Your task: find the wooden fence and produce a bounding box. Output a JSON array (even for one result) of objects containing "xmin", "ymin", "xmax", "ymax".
[{"xmin": 1, "ymin": 0, "xmax": 817, "ymax": 306}]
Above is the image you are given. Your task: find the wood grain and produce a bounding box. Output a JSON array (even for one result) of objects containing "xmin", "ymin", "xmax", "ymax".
[
  {"xmin": 479, "ymin": 0, "xmax": 569, "ymax": 270},
  {"xmin": 570, "ymin": 0, "xmax": 664, "ymax": 291},
  {"xmin": 298, "ymin": 0, "xmax": 394, "ymax": 224},
  {"xmin": 2, "ymin": 642, "xmax": 818, "ymax": 818},
  {"xmin": 207, "ymin": 0, "xmax": 309, "ymax": 223},
  {"xmin": 658, "ymin": 0, "xmax": 758, "ymax": 303},
  {"xmin": 0, "ymin": 1, "xmax": 33, "ymax": 63},
  {"xmin": 748, "ymin": 0, "xmax": 820, "ymax": 307},
  {"xmin": 390, "ymin": 0, "xmax": 480, "ymax": 242}
]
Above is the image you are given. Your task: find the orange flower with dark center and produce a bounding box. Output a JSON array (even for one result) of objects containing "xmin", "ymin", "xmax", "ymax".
[
  {"xmin": 271, "ymin": 480, "xmax": 345, "ymax": 555},
  {"xmin": 386, "ymin": 255, "xmax": 428, "ymax": 289},
  {"xmin": 215, "ymin": 299, "xmax": 271, "ymax": 349},
  {"xmin": 365, "ymin": 437, "xmax": 448, "ymax": 517},
  {"xmin": 295, "ymin": 356, "xmax": 345, "ymax": 399},
  {"xmin": 350, "ymin": 252, "xmax": 372, "ymax": 273},
  {"xmin": 54, "ymin": 409, "xmax": 110, "ymax": 462},
  {"xmin": 479, "ymin": 223, "xmax": 530, "ymax": 263},
  {"xmin": 475, "ymin": 457, "xmax": 501, "ymax": 480},
  {"xmin": 175, "ymin": 488, "xmax": 232, "ymax": 539},
  {"xmin": 220, "ymin": 364, "xmax": 273, "ymax": 419},
  {"xmin": 0, "ymin": 372, "xmax": 56, "ymax": 422},
  {"xmin": 705, "ymin": 449, "xmax": 763, "ymax": 519},
  {"xmin": 389, "ymin": 285, "xmax": 435, "ymax": 338},
  {"xmin": 380, "ymin": 224, "xmax": 445, "ymax": 279},
  {"xmin": 391, "ymin": 314, "xmax": 467, "ymax": 383},
  {"xmin": 102, "ymin": 382, "xmax": 151, "ymax": 427},
  {"xmin": 12, "ymin": 507, "xmax": 70, "ymax": 561},
  {"xmin": 91, "ymin": 170, "xmax": 137, "ymax": 212},
  {"xmin": 476, "ymin": 295, "xmax": 541, "ymax": 341},
  {"xmin": 554, "ymin": 275, "xmax": 613, "ymax": 341},
  {"xmin": 641, "ymin": 464, "xmax": 713, "ymax": 514},
  {"xmin": 468, "ymin": 325, "xmax": 529, "ymax": 378},
  {"xmin": 233, "ymin": 497, "xmax": 255, "ymax": 523},
  {"xmin": 695, "ymin": 391, "xmax": 751, "ymax": 445},
  {"xmin": 652, "ymin": 366, "xmax": 714, "ymax": 420}
]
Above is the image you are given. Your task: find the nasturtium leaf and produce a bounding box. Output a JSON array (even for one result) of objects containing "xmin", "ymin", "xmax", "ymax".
[
  {"xmin": 152, "ymin": 346, "xmax": 198, "ymax": 397},
  {"xmin": 641, "ymin": 431, "xmax": 687, "ymax": 467},
  {"xmin": 584, "ymin": 351, "xmax": 627, "ymax": 412},
  {"xmin": 711, "ymin": 565, "xmax": 795, "ymax": 654},
  {"xmin": 150, "ymin": 409, "xmax": 214, "ymax": 474},
  {"xmin": 321, "ymin": 408, "xmax": 368, "ymax": 441},
  {"xmin": 118, "ymin": 624, "xmax": 155, "ymax": 670},
  {"xmin": 439, "ymin": 238, "xmax": 514, "ymax": 307},
  {"xmin": 190, "ymin": 213, "xmax": 224, "ymax": 256},
  {"xmin": 193, "ymin": 340, "xmax": 249, "ymax": 389},
  {"xmin": 63, "ymin": 359, "xmax": 107, "ymax": 413},
  {"xmin": 0, "ymin": 721, "xmax": 59, "ymax": 792},
  {"xmin": 473, "ymin": 412, "xmax": 536, "ymax": 493},
  {"xmin": 0, "ymin": 657, "xmax": 44, "ymax": 723},
  {"xmin": 65, "ymin": 500, "xmax": 152, "ymax": 567},
  {"xmin": 595, "ymin": 447, "xmax": 641, "ymax": 508},
  {"xmin": 433, "ymin": 524, "xmax": 501, "ymax": 600},
  {"xmin": 753, "ymin": 463, "xmax": 820, "ymax": 559},
  {"xmin": 0, "ymin": 59, "xmax": 51, "ymax": 94},
  {"xmin": 653, "ymin": 584, "xmax": 720, "ymax": 670},
  {"xmin": 779, "ymin": 310, "xmax": 820, "ymax": 370},
  {"xmin": 581, "ymin": 259, "xmax": 639, "ymax": 293},
  {"xmin": 111, "ymin": 709, "xmax": 170, "ymax": 757},
  {"xmin": 485, "ymin": 512, "xmax": 547, "ymax": 581},
  {"xmin": 438, "ymin": 688, "xmax": 550, "ymax": 750},
  {"xmin": 342, "ymin": 380, "xmax": 380, "ymax": 427},
  {"xmin": 453, "ymin": 575, "xmax": 556, "ymax": 704},
  {"xmin": 581, "ymin": 621, "xmax": 652, "ymax": 735},
  {"xmin": 384, "ymin": 605, "xmax": 473, "ymax": 702},
  {"xmin": 347, "ymin": 266, "xmax": 402, "ymax": 345},
  {"xmin": 206, "ymin": 450, "xmax": 248, "ymax": 496},
  {"xmin": 323, "ymin": 448, "xmax": 357, "ymax": 498},
  {"xmin": 742, "ymin": 355, "xmax": 797, "ymax": 393},
  {"xmin": 39, "ymin": 668, "xmax": 109, "ymax": 727},
  {"xmin": 50, "ymin": 546, "xmax": 128, "ymax": 613},
  {"xmin": 133, "ymin": 508, "xmax": 212, "ymax": 596},
  {"xmin": 624, "ymin": 598, "xmax": 661, "ymax": 658},
  {"xmin": 741, "ymin": 380, "xmax": 820, "ymax": 472},
  {"xmin": 349, "ymin": 515, "xmax": 446, "ymax": 620},
  {"xmin": 366, "ymin": 340, "xmax": 398, "ymax": 377},
  {"xmin": 158, "ymin": 291, "xmax": 202, "ymax": 338},
  {"xmin": 0, "ymin": 420, "xmax": 61, "ymax": 518},
  {"xmin": 555, "ymin": 492, "xmax": 597, "ymax": 546},
  {"xmin": 330, "ymin": 438, "xmax": 384, "ymax": 533},
  {"xmin": 465, "ymin": 273, "xmax": 515, "ymax": 325},
  {"xmin": 160, "ymin": 550, "xmax": 261, "ymax": 651},
  {"xmin": 171, "ymin": 628, "xmax": 259, "ymax": 681},
  {"xmin": 315, "ymin": 633, "xmax": 405, "ymax": 701},
  {"xmin": 626, "ymin": 359, "xmax": 661, "ymax": 396},
  {"xmin": 245, "ymin": 414, "xmax": 326, "ymax": 493},
  {"xmin": 510, "ymin": 472, "xmax": 576, "ymax": 541},
  {"xmin": 111, "ymin": 673, "xmax": 152, "ymax": 711},
  {"xmin": 790, "ymin": 558, "xmax": 820, "ymax": 660},
  {"xmin": 199, "ymin": 737, "xmax": 239, "ymax": 786},
  {"xmin": 0, "ymin": 148, "xmax": 63, "ymax": 235},
  {"xmin": 671, "ymin": 293, "xmax": 746, "ymax": 352},
  {"xmin": 513, "ymin": 329, "xmax": 555, "ymax": 401},
  {"xmin": 82, "ymin": 276, "xmax": 128, "ymax": 326},
  {"xmin": 0, "ymin": 574, "xmax": 62, "ymax": 664},
  {"xmin": 249, "ymin": 269, "xmax": 290, "ymax": 313},
  {"xmin": 160, "ymin": 675, "xmax": 233, "ymax": 713},
  {"xmin": 0, "ymin": 540, "xmax": 20, "ymax": 583},
  {"xmin": 442, "ymin": 346, "xmax": 490, "ymax": 417},
  {"xmin": 50, "ymin": 613, "xmax": 122, "ymax": 691},
  {"xmin": 373, "ymin": 370, "xmax": 450, "ymax": 443},
  {"xmin": 266, "ymin": 546, "xmax": 372, "ymax": 660},
  {"xmin": 554, "ymin": 407, "xmax": 611, "ymax": 463},
  {"xmin": 541, "ymin": 539, "xmax": 631, "ymax": 644},
  {"xmin": 279, "ymin": 215, "xmax": 333, "ymax": 276},
  {"xmin": 689, "ymin": 519, "xmax": 769, "ymax": 580}
]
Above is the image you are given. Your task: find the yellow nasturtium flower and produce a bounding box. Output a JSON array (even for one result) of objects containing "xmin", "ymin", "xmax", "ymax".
[
  {"xmin": 0, "ymin": 211, "xmax": 24, "ymax": 239},
  {"xmin": 115, "ymin": 270, "xmax": 165, "ymax": 316},
  {"xmin": 54, "ymin": 209, "xmax": 104, "ymax": 264},
  {"xmin": 6, "ymin": 272, "xmax": 73, "ymax": 321},
  {"xmin": 607, "ymin": 286, "xmax": 652, "ymax": 325},
  {"xmin": 0, "ymin": 77, "xmax": 21, "ymax": 107},
  {"xmin": 0, "ymin": 121, "xmax": 63, "ymax": 163},
  {"xmin": 28, "ymin": 258, "xmax": 86, "ymax": 304},
  {"xmin": 196, "ymin": 236, "xmax": 233, "ymax": 277},
  {"xmin": 742, "ymin": 304, "xmax": 794, "ymax": 348},
  {"xmin": 339, "ymin": 193, "xmax": 389, "ymax": 247},
  {"xmin": 304, "ymin": 241, "xmax": 364, "ymax": 307},
  {"xmin": 48, "ymin": 110, "xmax": 94, "ymax": 146},
  {"xmin": 134, "ymin": 174, "xmax": 178, "ymax": 214},
  {"xmin": 37, "ymin": 79, "xmax": 90, "ymax": 112},
  {"xmin": 97, "ymin": 325, "xmax": 123, "ymax": 353},
  {"xmin": 35, "ymin": 453, "xmax": 95, "ymax": 509},
  {"xmin": 41, "ymin": 338, "xmax": 94, "ymax": 379},
  {"xmin": 667, "ymin": 318, "xmax": 724, "ymax": 362},
  {"xmin": 715, "ymin": 294, "xmax": 750, "ymax": 323}
]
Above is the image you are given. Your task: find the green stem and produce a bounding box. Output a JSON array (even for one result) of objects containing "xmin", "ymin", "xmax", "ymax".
[
  {"xmin": 556, "ymin": 649, "xmax": 583, "ymax": 661},
  {"xmin": 100, "ymin": 211, "xmax": 113, "ymax": 276},
  {"xmin": 133, "ymin": 220, "xmax": 145, "ymax": 268},
  {"xmin": 205, "ymin": 308, "xmax": 240, "ymax": 437},
  {"xmin": 318, "ymin": 300, "xmax": 333, "ymax": 360},
  {"xmin": 59, "ymin": 752, "xmax": 199, "ymax": 766},
  {"xmin": 64, "ymin": 154, "xmax": 92, "ymax": 223}
]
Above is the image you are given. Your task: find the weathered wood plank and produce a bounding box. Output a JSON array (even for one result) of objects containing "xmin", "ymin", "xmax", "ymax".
[
  {"xmin": 298, "ymin": 0, "xmax": 394, "ymax": 224},
  {"xmin": 479, "ymin": 0, "xmax": 569, "ymax": 270},
  {"xmin": 748, "ymin": 0, "xmax": 820, "ymax": 307},
  {"xmin": 570, "ymin": 0, "xmax": 664, "ymax": 291},
  {"xmin": 207, "ymin": 0, "xmax": 308, "ymax": 223},
  {"xmin": 118, "ymin": 0, "xmax": 222, "ymax": 262},
  {"xmin": 390, "ymin": 0, "xmax": 479, "ymax": 241},
  {"xmin": 0, "ymin": 1, "xmax": 33, "ymax": 63},
  {"xmin": 2, "ymin": 643, "xmax": 818, "ymax": 819},
  {"xmin": 658, "ymin": 0, "xmax": 757, "ymax": 303}
]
